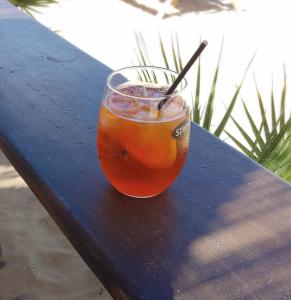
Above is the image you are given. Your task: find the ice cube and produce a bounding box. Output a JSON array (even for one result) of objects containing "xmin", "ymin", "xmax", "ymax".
[
  {"xmin": 160, "ymin": 97, "xmax": 184, "ymax": 121},
  {"xmin": 110, "ymin": 97, "xmax": 139, "ymax": 115}
]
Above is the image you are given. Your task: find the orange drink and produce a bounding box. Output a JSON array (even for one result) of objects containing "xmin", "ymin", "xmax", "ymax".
[{"xmin": 97, "ymin": 67, "xmax": 189, "ymax": 198}]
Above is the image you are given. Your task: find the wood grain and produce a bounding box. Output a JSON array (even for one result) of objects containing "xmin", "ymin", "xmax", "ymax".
[{"xmin": 1, "ymin": 1, "xmax": 291, "ymax": 299}]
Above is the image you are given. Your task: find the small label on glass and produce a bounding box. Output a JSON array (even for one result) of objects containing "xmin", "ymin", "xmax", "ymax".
[{"xmin": 172, "ymin": 120, "xmax": 189, "ymax": 139}]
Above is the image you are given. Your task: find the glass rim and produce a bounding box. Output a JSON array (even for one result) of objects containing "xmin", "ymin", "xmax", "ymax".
[{"xmin": 106, "ymin": 66, "xmax": 188, "ymax": 100}]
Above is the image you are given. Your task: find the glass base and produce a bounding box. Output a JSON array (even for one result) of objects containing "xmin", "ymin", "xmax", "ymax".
[{"xmin": 120, "ymin": 191, "xmax": 160, "ymax": 199}]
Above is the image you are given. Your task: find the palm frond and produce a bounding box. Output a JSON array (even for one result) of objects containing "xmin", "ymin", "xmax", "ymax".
[
  {"xmin": 193, "ymin": 56, "xmax": 201, "ymax": 123},
  {"xmin": 171, "ymin": 38, "xmax": 179, "ymax": 73},
  {"xmin": 227, "ymin": 68, "xmax": 290, "ymax": 182},
  {"xmin": 230, "ymin": 116, "xmax": 261, "ymax": 156},
  {"xmin": 214, "ymin": 51, "xmax": 256, "ymax": 137},
  {"xmin": 270, "ymin": 74, "xmax": 277, "ymax": 135},
  {"xmin": 135, "ymin": 32, "xmax": 149, "ymax": 66},
  {"xmin": 241, "ymin": 99, "xmax": 265, "ymax": 150},
  {"xmin": 225, "ymin": 130, "xmax": 257, "ymax": 160},
  {"xmin": 258, "ymin": 117, "xmax": 290, "ymax": 164},
  {"xmin": 132, "ymin": 32, "xmax": 290, "ymax": 182},
  {"xmin": 280, "ymin": 65, "xmax": 287, "ymax": 129},
  {"xmin": 9, "ymin": 0, "xmax": 57, "ymax": 15},
  {"xmin": 255, "ymin": 77, "xmax": 270, "ymax": 140},
  {"xmin": 202, "ymin": 39, "xmax": 223, "ymax": 131},
  {"xmin": 175, "ymin": 33, "xmax": 183, "ymax": 72},
  {"xmin": 159, "ymin": 35, "xmax": 170, "ymax": 70}
]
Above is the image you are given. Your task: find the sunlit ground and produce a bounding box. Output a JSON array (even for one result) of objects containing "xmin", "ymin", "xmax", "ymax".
[
  {"xmin": 0, "ymin": 151, "xmax": 112, "ymax": 299},
  {"xmin": 0, "ymin": 164, "xmax": 27, "ymax": 189}
]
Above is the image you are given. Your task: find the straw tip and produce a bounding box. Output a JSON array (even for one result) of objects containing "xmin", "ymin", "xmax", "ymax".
[{"xmin": 202, "ymin": 40, "xmax": 208, "ymax": 46}]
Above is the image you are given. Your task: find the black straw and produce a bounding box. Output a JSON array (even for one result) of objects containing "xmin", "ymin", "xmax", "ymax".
[{"xmin": 158, "ymin": 40, "xmax": 208, "ymax": 110}]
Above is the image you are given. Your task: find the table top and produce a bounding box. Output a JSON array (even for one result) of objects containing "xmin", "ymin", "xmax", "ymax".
[{"xmin": 1, "ymin": 1, "xmax": 291, "ymax": 299}]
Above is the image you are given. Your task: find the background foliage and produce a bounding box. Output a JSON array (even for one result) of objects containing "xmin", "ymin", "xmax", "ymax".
[
  {"xmin": 134, "ymin": 33, "xmax": 291, "ymax": 182},
  {"xmin": 9, "ymin": 0, "xmax": 57, "ymax": 15}
]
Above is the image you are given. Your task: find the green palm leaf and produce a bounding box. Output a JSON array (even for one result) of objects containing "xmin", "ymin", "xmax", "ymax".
[
  {"xmin": 242, "ymin": 100, "xmax": 265, "ymax": 150},
  {"xmin": 255, "ymin": 79, "xmax": 270, "ymax": 140},
  {"xmin": 159, "ymin": 35, "xmax": 170, "ymax": 70},
  {"xmin": 262, "ymin": 120, "xmax": 291, "ymax": 182},
  {"xmin": 214, "ymin": 52, "xmax": 256, "ymax": 137},
  {"xmin": 135, "ymin": 32, "xmax": 149, "ymax": 66},
  {"xmin": 258, "ymin": 117, "xmax": 290, "ymax": 164},
  {"xmin": 225, "ymin": 130, "xmax": 257, "ymax": 160},
  {"xmin": 175, "ymin": 33, "xmax": 183, "ymax": 72},
  {"xmin": 270, "ymin": 75, "xmax": 277, "ymax": 135},
  {"xmin": 135, "ymin": 32, "xmax": 157, "ymax": 83},
  {"xmin": 250, "ymin": 121, "xmax": 264, "ymax": 155},
  {"xmin": 193, "ymin": 56, "xmax": 201, "ymax": 124},
  {"xmin": 229, "ymin": 68, "xmax": 290, "ymax": 182},
  {"xmin": 230, "ymin": 116, "xmax": 260, "ymax": 156},
  {"xmin": 203, "ymin": 39, "xmax": 223, "ymax": 130},
  {"xmin": 280, "ymin": 65, "xmax": 287, "ymax": 129},
  {"xmin": 172, "ymin": 38, "xmax": 179, "ymax": 73},
  {"xmin": 9, "ymin": 0, "xmax": 57, "ymax": 16},
  {"xmin": 214, "ymin": 85, "xmax": 241, "ymax": 137}
]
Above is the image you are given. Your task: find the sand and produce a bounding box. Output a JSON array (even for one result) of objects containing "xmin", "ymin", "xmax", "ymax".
[{"xmin": 0, "ymin": 151, "xmax": 112, "ymax": 300}]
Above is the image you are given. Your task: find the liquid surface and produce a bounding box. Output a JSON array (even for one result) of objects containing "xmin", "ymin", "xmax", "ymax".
[
  {"xmin": 97, "ymin": 84, "xmax": 189, "ymax": 197},
  {"xmin": 106, "ymin": 84, "xmax": 185, "ymax": 122}
]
